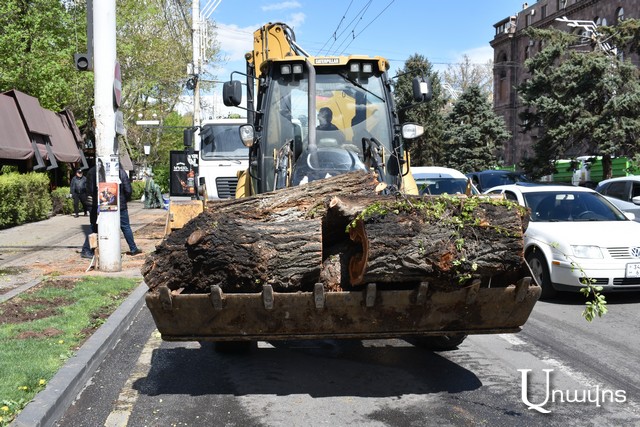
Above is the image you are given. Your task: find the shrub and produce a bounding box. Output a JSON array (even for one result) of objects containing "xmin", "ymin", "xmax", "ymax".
[
  {"xmin": 131, "ymin": 180, "xmax": 145, "ymax": 201},
  {"xmin": 0, "ymin": 173, "xmax": 53, "ymax": 229},
  {"xmin": 152, "ymin": 166, "xmax": 170, "ymax": 193}
]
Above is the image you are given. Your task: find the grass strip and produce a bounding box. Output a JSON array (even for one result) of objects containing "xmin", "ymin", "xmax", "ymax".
[{"xmin": 0, "ymin": 276, "xmax": 139, "ymax": 425}]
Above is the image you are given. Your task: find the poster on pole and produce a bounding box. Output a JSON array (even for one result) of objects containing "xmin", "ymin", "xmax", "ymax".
[
  {"xmin": 97, "ymin": 155, "xmax": 120, "ymax": 212},
  {"xmin": 98, "ymin": 182, "xmax": 119, "ymax": 212}
]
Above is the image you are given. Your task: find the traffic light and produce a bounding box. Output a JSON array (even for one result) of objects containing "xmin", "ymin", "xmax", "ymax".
[{"xmin": 74, "ymin": 53, "xmax": 92, "ymax": 71}]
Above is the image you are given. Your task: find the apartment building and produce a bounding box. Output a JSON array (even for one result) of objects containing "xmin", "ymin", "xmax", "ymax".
[{"xmin": 490, "ymin": 0, "xmax": 638, "ymax": 166}]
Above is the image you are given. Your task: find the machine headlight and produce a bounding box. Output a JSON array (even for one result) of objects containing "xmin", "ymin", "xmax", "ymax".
[
  {"xmin": 280, "ymin": 64, "xmax": 291, "ymax": 75},
  {"xmin": 571, "ymin": 245, "xmax": 603, "ymax": 259}
]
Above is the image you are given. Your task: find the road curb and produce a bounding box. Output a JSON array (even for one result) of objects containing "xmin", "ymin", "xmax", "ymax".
[{"xmin": 12, "ymin": 282, "xmax": 149, "ymax": 427}]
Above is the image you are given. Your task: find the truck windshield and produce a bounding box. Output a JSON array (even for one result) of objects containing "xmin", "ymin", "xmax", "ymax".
[
  {"xmin": 199, "ymin": 124, "xmax": 248, "ymax": 159},
  {"xmin": 262, "ymin": 67, "xmax": 392, "ymax": 190}
]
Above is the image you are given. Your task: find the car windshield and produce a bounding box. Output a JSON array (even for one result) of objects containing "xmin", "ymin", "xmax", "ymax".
[
  {"xmin": 524, "ymin": 191, "xmax": 627, "ymax": 222},
  {"xmin": 418, "ymin": 178, "xmax": 471, "ymax": 195}
]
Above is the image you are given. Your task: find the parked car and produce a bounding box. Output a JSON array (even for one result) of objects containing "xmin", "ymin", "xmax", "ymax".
[
  {"xmin": 412, "ymin": 166, "xmax": 479, "ymax": 196},
  {"xmin": 595, "ymin": 176, "xmax": 640, "ymax": 222},
  {"xmin": 484, "ymin": 183, "xmax": 640, "ymax": 298},
  {"xmin": 466, "ymin": 170, "xmax": 529, "ymax": 193}
]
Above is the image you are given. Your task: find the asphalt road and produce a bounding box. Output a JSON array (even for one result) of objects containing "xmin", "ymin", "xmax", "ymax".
[{"xmin": 54, "ymin": 293, "xmax": 640, "ymax": 427}]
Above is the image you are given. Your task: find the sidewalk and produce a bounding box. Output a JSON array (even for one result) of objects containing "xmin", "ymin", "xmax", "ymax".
[
  {"xmin": 0, "ymin": 201, "xmax": 167, "ymax": 298},
  {"xmin": 2, "ymin": 201, "xmax": 168, "ymax": 426}
]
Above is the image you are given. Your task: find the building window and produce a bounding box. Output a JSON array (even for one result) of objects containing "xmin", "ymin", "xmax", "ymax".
[
  {"xmin": 541, "ymin": 5, "xmax": 547, "ymax": 19},
  {"xmin": 526, "ymin": 14, "xmax": 532, "ymax": 27},
  {"xmin": 496, "ymin": 53, "xmax": 508, "ymax": 102},
  {"xmin": 525, "ymin": 45, "xmax": 530, "ymax": 60},
  {"xmin": 557, "ymin": 0, "xmax": 567, "ymax": 10},
  {"xmin": 616, "ymin": 7, "xmax": 625, "ymax": 24}
]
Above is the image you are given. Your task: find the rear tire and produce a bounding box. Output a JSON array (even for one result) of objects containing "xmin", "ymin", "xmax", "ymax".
[
  {"xmin": 526, "ymin": 250, "xmax": 557, "ymax": 299},
  {"xmin": 411, "ymin": 334, "xmax": 467, "ymax": 351}
]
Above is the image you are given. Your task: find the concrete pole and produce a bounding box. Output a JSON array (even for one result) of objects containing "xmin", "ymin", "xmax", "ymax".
[
  {"xmin": 192, "ymin": 0, "xmax": 201, "ymax": 146},
  {"xmin": 93, "ymin": 0, "xmax": 121, "ymax": 272}
]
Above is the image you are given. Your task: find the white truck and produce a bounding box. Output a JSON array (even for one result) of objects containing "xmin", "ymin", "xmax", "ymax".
[{"xmin": 196, "ymin": 118, "xmax": 248, "ymax": 199}]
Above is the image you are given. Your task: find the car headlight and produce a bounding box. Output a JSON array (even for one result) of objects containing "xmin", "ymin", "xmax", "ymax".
[{"xmin": 571, "ymin": 245, "xmax": 603, "ymax": 259}]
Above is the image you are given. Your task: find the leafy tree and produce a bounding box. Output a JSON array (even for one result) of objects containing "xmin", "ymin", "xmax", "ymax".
[
  {"xmin": 117, "ymin": 0, "xmax": 218, "ymax": 170},
  {"xmin": 443, "ymin": 85, "xmax": 510, "ymax": 172},
  {"xmin": 0, "ymin": 0, "xmax": 93, "ymax": 124},
  {"xmin": 517, "ymin": 24, "xmax": 640, "ymax": 179},
  {"xmin": 0, "ymin": 0, "xmax": 221, "ymax": 174},
  {"xmin": 393, "ymin": 54, "xmax": 447, "ymax": 166},
  {"xmin": 442, "ymin": 54, "xmax": 493, "ymax": 101}
]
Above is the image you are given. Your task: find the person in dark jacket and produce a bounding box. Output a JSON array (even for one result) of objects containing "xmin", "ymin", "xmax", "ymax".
[
  {"xmin": 80, "ymin": 165, "xmax": 98, "ymax": 258},
  {"xmin": 69, "ymin": 169, "xmax": 89, "ymax": 217},
  {"xmin": 80, "ymin": 163, "xmax": 142, "ymax": 258}
]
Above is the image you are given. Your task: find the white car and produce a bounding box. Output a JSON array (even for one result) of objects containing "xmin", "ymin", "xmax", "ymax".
[
  {"xmin": 484, "ymin": 183, "xmax": 640, "ymax": 298},
  {"xmin": 412, "ymin": 166, "xmax": 479, "ymax": 195},
  {"xmin": 595, "ymin": 176, "xmax": 640, "ymax": 222}
]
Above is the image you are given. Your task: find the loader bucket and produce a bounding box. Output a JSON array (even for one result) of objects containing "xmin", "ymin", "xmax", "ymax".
[{"xmin": 145, "ymin": 277, "xmax": 540, "ymax": 342}]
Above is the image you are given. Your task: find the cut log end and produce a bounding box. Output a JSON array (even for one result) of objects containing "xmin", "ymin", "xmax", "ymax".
[{"xmin": 348, "ymin": 219, "xmax": 368, "ymax": 285}]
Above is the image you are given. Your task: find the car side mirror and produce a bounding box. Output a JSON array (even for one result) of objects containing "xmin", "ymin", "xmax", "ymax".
[{"xmin": 632, "ymin": 195, "xmax": 640, "ymax": 206}]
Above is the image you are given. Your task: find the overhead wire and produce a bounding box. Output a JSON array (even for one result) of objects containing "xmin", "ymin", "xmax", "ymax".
[
  {"xmin": 316, "ymin": 0, "xmax": 354, "ymax": 56},
  {"xmin": 338, "ymin": 0, "xmax": 396, "ymax": 55},
  {"xmin": 327, "ymin": 0, "xmax": 372, "ymax": 56}
]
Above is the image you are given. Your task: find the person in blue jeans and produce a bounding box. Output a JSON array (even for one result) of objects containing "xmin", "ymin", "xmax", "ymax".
[
  {"xmin": 118, "ymin": 165, "xmax": 142, "ymax": 255},
  {"xmin": 81, "ymin": 163, "xmax": 142, "ymax": 258}
]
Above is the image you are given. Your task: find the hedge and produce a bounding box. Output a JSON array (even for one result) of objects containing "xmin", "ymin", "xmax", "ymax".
[{"xmin": 0, "ymin": 173, "xmax": 52, "ymax": 229}]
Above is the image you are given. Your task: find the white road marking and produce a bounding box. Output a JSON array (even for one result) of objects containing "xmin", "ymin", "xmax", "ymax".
[{"xmin": 103, "ymin": 330, "xmax": 162, "ymax": 427}]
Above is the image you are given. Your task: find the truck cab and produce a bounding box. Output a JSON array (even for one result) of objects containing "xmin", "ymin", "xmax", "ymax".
[{"xmin": 197, "ymin": 118, "xmax": 248, "ymax": 199}]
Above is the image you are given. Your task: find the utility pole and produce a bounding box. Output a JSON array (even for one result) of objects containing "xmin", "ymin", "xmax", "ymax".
[
  {"xmin": 192, "ymin": 0, "xmax": 201, "ymax": 146},
  {"xmin": 93, "ymin": 0, "xmax": 122, "ymax": 271}
]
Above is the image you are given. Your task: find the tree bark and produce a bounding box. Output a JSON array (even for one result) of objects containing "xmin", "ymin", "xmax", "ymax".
[{"xmin": 142, "ymin": 173, "xmax": 528, "ymax": 294}]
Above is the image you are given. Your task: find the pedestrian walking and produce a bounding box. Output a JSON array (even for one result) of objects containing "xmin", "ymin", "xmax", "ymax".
[
  {"xmin": 69, "ymin": 169, "xmax": 89, "ymax": 217},
  {"xmin": 119, "ymin": 165, "xmax": 142, "ymax": 256}
]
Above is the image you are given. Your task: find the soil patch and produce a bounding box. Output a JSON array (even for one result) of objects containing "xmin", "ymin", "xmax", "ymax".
[
  {"xmin": 16, "ymin": 327, "xmax": 64, "ymax": 340},
  {"xmin": 0, "ymin": 295, "xmax": 72, "ymax": 324}
]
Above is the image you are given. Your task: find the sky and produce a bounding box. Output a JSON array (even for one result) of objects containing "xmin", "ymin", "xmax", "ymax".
[{"xmin": 195, "ymin": 0, "xmax": 526, "ymax": 118}]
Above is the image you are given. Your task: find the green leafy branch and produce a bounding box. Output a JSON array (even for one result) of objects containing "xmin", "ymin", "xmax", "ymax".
[{"xmin": 537, "ymin": 240, "xmax": 608, "ymax": 322}]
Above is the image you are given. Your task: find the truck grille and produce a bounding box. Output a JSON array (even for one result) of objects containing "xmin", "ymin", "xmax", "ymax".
[{"xmin": 216, "ymin": 177, "xmax": 238, "ymax": 199}]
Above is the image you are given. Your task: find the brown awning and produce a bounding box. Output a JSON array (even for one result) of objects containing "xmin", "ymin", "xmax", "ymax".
[
  {"xmin": 60, "ymin": 109, "xmax": 83, "ymax": 144},
  {"xmin": 0, "ymin": 95, "xmax": 33, "ymax": 160},
  {"xmin": 4, "ymin": 89, "xmax": 51, "ymax": 136},
  {"xmin": 44, "ymin": 109, "xmax": 81, "ymax": 162}
]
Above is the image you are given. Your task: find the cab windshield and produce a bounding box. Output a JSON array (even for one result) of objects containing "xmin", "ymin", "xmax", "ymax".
[
  {"xmin": 261, "ymin": 66, "xmax": 392, "ymax": 191},
  {"xmin": 199, "ymin": 124, "xmax": 248, "ymax": 160}
]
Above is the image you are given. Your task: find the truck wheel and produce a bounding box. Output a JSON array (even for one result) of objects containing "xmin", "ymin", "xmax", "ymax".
[
  {"xmin": 526, "ymin": 250, "xmax": 557, "ymax": 299},
  {"xmin": 411, "ymin": 334, "xmax": 467, "ymax": 351},
  {"xmin": 214, "ymin": 341, "xmax": 254, "ymax": 354}
]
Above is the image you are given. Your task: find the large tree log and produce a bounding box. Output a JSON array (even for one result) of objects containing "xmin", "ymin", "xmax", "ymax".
[
  {"xmin": 332, "ymin": 195, "xmax": 527, "ymax": 289},
  {"xmin": 142, "ymin": 172, "xmax": 528, "ymax": 294},
  {"xmin": 142, "ymin": 171, "xmax": 379, "ymax": 292}
]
